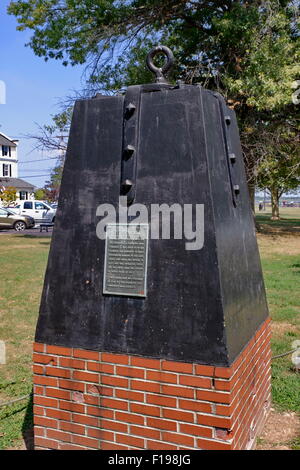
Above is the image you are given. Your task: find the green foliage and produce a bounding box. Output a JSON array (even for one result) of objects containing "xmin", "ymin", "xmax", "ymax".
[
  {"xmin": 8, "ymin": 1, "xmax": 299, "ymax": 109},
  {"xmin": 43, "ymin": 107, "xmax": 73, "ymax": 135},
  {"xmin": 44, "ymin": 162, "xmax": 63, "ymax": 201},
  {"xmin": 8, "ymin": 1, "xmax": 300, "ymax": 207},
  {"xmin": 258, "ymin": 152, "xmax": 300, "ymax": 194},
  {"xmin": 245, "ymin": 108, "xmax": 300, "ymax": 218},
  {"xmin": 34, "ymin": 188, "xmax": 46, "ymax": 200},
  {"xmin": 255, "ymin": 117, "xmax": 300, "ymax": 191},
  {"xmin": 0, "ymin": 186, "xmax": 17, "ymax": 206},
  {"xmin": 219, "ymin": 6, "xmax": 300, "ymax": 110},
  {"xmin": 8, "ymin": 0, "xmax": 123, "ymax": 65}
]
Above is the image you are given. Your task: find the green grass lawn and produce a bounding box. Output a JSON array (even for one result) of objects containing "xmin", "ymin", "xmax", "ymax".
[
  {"xmin": 260, "ymin": 253, "xmax": 300, "ymax": 413},
  {"xmin": 256, "ymin": 205, "xmax": 300, "ymax": 221},
  {"xmin": 0, "ymin": 207, "xmax": 299, "ymax": 449},
  {"xmin": 255, "ymin": 207, "xmax": 300, "ymax": 420},
  {"xmin": 0, "ymin": 234, "xmax": 50, "ymax": 449}
]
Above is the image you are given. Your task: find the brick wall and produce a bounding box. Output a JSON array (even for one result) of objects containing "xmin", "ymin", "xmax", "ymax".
[{"xmin": 32, "ymin": 318, "xmax": 271, "ymax": 450}]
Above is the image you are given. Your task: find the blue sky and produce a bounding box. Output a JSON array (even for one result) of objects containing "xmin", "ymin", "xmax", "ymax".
[{"xmin": 0, "ymin": 0, "xmax": 85, "ymax": 188}]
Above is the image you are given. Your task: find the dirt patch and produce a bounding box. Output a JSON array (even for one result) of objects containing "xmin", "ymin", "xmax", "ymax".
[
  {"xmin": 257, "ymin": 233, "xmax": 300, "ymax": 256},
  {"xmin": 256, "ymin": 407, "xmax": 300, "ymax": 450},
  {"xmin": 271, "ymin": 321, "xmax": 299, "ymax": 337},
  {"xmin": 2, "ymin": 245, "xmax": 40, "ymax": 250}
]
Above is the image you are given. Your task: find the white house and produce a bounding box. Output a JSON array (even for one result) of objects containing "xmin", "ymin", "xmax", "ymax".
[{"xmin": 0, "ymin": 131, "xmax": 35, "ymax": 204}]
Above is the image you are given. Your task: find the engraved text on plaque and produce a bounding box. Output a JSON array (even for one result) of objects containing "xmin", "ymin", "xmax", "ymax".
[{"xmin": 103, "ymin": 224, "xmax": 149, "ymax": 297}]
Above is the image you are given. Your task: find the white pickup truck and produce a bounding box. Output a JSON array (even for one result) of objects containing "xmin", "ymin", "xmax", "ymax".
[{"xmin": 10, "ymin": 200, "xmax": 56, "ymax": 224}]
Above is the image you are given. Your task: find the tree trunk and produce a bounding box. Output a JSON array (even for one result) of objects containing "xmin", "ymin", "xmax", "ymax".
[
  {"xmin": 271, "ymin": 188, "xmax": 280, "ymax": 220},
  {"xmin": 247, "ymin": 183, "xmax": 256, "ymax": 214},
  {"xmin": 247, "ymin": 182, "xmax": 261, "ymax": 231}
]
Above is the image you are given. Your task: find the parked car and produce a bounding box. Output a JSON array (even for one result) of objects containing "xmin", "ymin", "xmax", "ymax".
[
  {"xmin": 9, "ymin": 200, "xmax": 56, "ymax": 224},
  {"xmin": 0, "ymin": 207, "xmax": 35, "ymax": 231}
]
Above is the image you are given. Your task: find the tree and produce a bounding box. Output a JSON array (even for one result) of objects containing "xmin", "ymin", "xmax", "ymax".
[
  {"xmin": 258, "ymin": 159, "xmax": 299, "ymax": 220},
  {"xmin": 241, "ymin": 103, "xmax": 300, "ymax": 217},
  {"xmin": 8, "ymin": 1, "xmax": 299, "ymax": 98},
  {"xmin": 0, "ymin": 186, "xmax": 17, "ymax": 206},
  {"xmin": 35, "ymin": 188, "xmax": 46, "ymax": 200},
  {"xmin": 254, "ymin": 115, "xmax": 300, "ymax": 219},
  {"xmin": 27, "ymin": 108, "xmax": 72, "ymax": 153},
  {"xmin": 8, "ymin": 1, "xmax": 300, "ymax": 208},
  {"xmin": 43, "ymin": 161, "xmax": 64, "ymax": 202},
  {"xmin": 26, "ymin": 109, "xmax": 71, "ymax": 201}
]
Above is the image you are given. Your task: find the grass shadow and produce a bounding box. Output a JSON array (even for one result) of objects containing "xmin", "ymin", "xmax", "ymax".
[
  {"xmin": 255, "ymin": 214, "xmax": 300, "ymax": 236},
  {"xmin": 21, "ymin": 390, "xmax": 34, "ymax": 450},
  {"xmin": 291, "ymin": 263, "xmax": 300, "ymax": 274},
  {"xmin": 256, "ymin": 215, "xmax": 300, "ymax": 227},
  {"xmin": 15, "ymin": 234, "xmax": 52, "ymax": 240}
]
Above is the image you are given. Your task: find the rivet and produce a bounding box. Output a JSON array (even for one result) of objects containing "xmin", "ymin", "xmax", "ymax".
[
  {"xmin": 125, "ymin": 102, "xmax": 136, "ymax": 118},
  {"xmin": 123, "ymin": 145, "xmax": 135, "ymax": 160},
  {"xmin": 121, "ymin": 179, "xmax": 133, "ymax": 194}
]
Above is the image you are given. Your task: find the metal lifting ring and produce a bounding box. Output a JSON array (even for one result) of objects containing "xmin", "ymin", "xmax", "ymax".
[{"xmin": 146, "ymin": 45, "xmax": 174, "ymax": 83}]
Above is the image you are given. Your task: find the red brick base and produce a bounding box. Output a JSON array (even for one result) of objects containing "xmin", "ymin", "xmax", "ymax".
[{"xmin": 33, "ymin": 318, "xmax": 271, "ymax": 450}]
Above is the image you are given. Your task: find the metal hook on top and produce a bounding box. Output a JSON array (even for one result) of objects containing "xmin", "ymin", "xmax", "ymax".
[{"xmin": 146, "ymin": 45, "xmax": 174, "ymax": 84}]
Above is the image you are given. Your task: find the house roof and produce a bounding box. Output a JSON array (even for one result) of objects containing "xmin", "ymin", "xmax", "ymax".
[
  {"xmin": 0, "ymin": 177, "xmax": 35, "ymax": 191},
  {"xmin": 0, "ymin": 132, "xmax": 17, "ymax": 147}
]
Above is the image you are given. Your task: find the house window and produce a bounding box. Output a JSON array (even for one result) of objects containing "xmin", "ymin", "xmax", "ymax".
[
  {"xmin": 2, "ymin": 164, "xmax": 11, "ymax": 177},
  {"xmin": 20, "ymin": 191, "xmax": 28, "ymax": 200},
  {"xmin": 2, "ymin": 146, "xmax": 11, "ymax": 157}
]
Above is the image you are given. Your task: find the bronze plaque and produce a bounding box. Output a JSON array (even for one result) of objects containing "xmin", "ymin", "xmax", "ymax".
[{"xmin": 103, "ymin": 224, "xmax": 149, "ymax": 297}]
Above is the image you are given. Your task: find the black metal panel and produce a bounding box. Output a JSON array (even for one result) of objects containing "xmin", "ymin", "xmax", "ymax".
[
  {"xmin": 35, "ymin": 83, "xmax": 268, "ymax": 366},
  {"xmin": 36, "ymin": 96, "xmax": 124, "ymax": 347},
  {"xmin": 202, "ymin": 91, "xmax": 269, "ymax": 363}
]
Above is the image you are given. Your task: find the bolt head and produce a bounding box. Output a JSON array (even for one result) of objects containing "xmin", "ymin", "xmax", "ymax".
[
  {"xmin": 125, "ymin": 103, "xmax": 136, "ymax": 117},
  {"xmin": 121, "ymin": 179, "xmax": 133, "ymax": 194}
]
